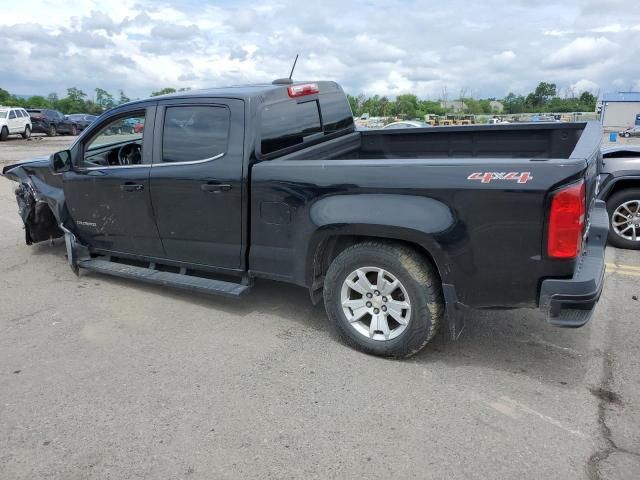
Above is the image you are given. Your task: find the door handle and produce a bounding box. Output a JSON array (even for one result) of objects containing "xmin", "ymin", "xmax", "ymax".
[
  {"xmin": 201, "ymin": 183, "xmax": 232, "ymax": 193},
  {"xmin": 120, "ymin": 182, "xmax": 144, "ymax": 192}
]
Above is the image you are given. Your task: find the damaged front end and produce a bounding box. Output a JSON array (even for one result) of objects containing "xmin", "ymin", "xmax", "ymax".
[
  {"xmin": 14, "ymin": 181, "xmax": 63, "ymax": 244},
  {"xmin": 3, "ymin": 156, "xmax": 91, "ymax": 277},
  {"xmin": 2, "ymin": 158, "xmax": 66, "ymax": 245}
]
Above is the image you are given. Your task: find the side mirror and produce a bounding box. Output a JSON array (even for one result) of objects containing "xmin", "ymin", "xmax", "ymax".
[{"xmin": 50, "ymin": 150, "xmax": 72, "ymax": 173}]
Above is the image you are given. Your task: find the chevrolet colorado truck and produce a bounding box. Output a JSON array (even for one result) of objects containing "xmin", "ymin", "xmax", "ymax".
[{"xmin": 2, "ymin": 80, "xmax": 608, "ymax": 357}]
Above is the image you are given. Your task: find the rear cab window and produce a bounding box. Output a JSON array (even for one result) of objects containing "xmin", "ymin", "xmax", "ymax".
[
  {"xmin": 260, "ymin": 101, "xmax": 322, "ymax": 155},
  {"xmin": 259, "ymin": 86, "xmax": 354, "ymax": 158}
]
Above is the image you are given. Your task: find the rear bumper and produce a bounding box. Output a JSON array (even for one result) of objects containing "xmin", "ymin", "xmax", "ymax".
[{"xmin": 539, "ymin": 200, "xmax": 608, "ymax": 327}]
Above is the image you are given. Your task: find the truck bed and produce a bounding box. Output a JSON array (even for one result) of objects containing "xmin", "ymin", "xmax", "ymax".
[{"xmin": 282, "ymin": 123, "xmax": 587, "ymax": 161}]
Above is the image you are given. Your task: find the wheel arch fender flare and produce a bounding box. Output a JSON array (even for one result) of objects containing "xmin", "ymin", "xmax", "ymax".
[{"xmin": 304, "ymin": 193, "xmax": 456, "ymax": 286}]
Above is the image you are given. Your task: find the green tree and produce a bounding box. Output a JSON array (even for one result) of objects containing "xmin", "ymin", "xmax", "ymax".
[
  {"xmin": 151, "ymin": 87, "xmax": 177, "ymax": 97},
  {"xmin": 0, "ymin": 87, "xmax": 10, "ymax": 103},
  {"xmin": 118, "ymin": 89, "xmax": 130, "ymax": 105},
  {"xmin": 47, "ymin": 92, "xmax": 59, "ymax": 106},
  {"xmin": 395, "ymin": 94, "xmax": 418, "ymax": 118},
  {"xmin": 95, "ymin": 88, "xmax": 115, "ymax": 110},
  {"xmin": 25, "ymin": 95, "xmax": 51, "ymax": 108},
  {"xmin": 503, "ymin": 92, "xmax": 527, "ymax": 114}
]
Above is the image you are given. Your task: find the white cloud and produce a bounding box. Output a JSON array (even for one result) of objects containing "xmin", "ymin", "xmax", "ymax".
[
  {"xmin": 543, "ymin": 37, "xmax": 619, "ymax": 69},
  {"xmin": 0, "ymin": 0, "xmax": 639, "ymax": 100},
  {"xmin": 592, "ymin": 24, "xmax": 623, "ymax": 33},
  {"xmin": 570, "ymin": 79, "xmax": 599, "ymax": 93}
]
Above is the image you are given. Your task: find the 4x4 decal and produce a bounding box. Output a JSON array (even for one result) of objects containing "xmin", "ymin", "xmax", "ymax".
[{"xmin": 467, "ymin": 172, "xmax": 533, "ymax": 184}]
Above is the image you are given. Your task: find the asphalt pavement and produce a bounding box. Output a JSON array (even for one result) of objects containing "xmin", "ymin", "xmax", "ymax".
[{"xmin": 0, "ymin": 135, "xmax": 639, "ymax": 479}]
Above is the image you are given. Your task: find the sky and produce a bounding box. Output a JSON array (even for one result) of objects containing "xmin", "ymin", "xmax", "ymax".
[{"xmin": 1, "ymin": 0, "xmax": 639, "ymax": 100}]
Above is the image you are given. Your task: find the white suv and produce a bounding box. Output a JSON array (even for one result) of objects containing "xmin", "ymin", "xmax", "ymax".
[{"xmin": 0, "ymin": 107, "xmax": 32, "ymax": 141}]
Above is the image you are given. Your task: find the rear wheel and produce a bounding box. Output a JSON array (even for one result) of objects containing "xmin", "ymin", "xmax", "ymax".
[
  {"xmin": 606, "ymin": 189, "xmax": 640, "ymax": 250},
  {"xmin": 323, "ymin": 242, "xmax": 443, "ymax": 358},
  {"xmin": 0, "ymin": 127, "xmax": 8, "ymax": 141},
  {"xmin": 47, "ymin": 125, "xmax": 57, "ymax": 137},
  {"xmin": 22, "ymin": 125, "xmax": 31, "ymax": 139},
  {"xmin": 71, "ymin": 124, "xmax": 78, "ymax": 136}
]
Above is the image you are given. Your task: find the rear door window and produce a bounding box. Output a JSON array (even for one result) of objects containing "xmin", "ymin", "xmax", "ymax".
[
  {"xmin": 260, "ymin": 100, "xmax": 322, "ymax": 155},
  {"xmin": 161, "ymin": 105, "xmax": 230, "ymax": 163}
]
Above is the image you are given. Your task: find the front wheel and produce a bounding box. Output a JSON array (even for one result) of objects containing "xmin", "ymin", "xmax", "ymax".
[
  {"xmin": 0, "ymin": 127, "xmax": 8, "ymax": 141},
  {"xmin": 22, "ymin": 125, "xmax": 31, "ymax": 139},
  {"xmin": 624, "ymin": 132, "xmax": 630, "ymax": 138},
  {"xmin": 606, "ymin": 189, "xmax": 640, "ymax": 249},
  {"xmin": 71, "ymin": 125, "xmax": 78, "ymax": 136},
  {"xmin": 323, "ymin": 242, "xmax": 443, "ymax": 358}
]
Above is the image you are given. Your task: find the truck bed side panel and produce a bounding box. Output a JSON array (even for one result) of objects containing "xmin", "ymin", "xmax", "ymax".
[{"xmin": 249, "ymin": 157, "xmax": 589, "ymax": 308}]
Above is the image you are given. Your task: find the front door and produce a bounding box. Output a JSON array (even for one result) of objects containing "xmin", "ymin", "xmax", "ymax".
[
  {"xmin": 62, "ymin": 106, "xmax": 165, "ymax": 257},
  {"xmin": 149, "ymin": 98, "xmax": 244, "ymax": 269},
  {"xmin": 7, "ymin": 109, "xmax": 21, "ymax": 134}
]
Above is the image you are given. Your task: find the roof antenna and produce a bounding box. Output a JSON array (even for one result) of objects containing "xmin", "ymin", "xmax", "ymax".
[
  {"xmin": 272, "ymin": 54, "xmax": 299, "ymax": 85},
  {"xmin": 288, "ymin": 54, "xmax": 299, "ymax": 80}
]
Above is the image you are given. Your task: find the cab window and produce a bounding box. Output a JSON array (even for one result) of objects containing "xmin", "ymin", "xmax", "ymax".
[
  {"xmin": 161, "ymin": 106, "xmax": 230, "ymax": 163},
  {"xmin": 79, "ymin": 112, "xmax": 146, "ymax": 168}
]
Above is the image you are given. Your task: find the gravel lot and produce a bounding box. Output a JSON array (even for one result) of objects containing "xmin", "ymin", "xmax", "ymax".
[{"xmin": 1, "ymin": 135, "xmax": 639, "ymax": 479}]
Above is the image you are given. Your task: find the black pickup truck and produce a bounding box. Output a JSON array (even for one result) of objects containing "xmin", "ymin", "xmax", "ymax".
[{"xmin": 2, "ymin": 80, "xmax": 608, "ymax": 357}]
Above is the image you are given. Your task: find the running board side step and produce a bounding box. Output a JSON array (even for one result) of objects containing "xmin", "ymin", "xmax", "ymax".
[{"xmin": 77, "ymin": 258, "xmax": 251, "ymax": 298}]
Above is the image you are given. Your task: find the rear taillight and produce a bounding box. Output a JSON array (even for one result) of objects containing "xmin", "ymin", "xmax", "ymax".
[
  {"xmin": 287, "ymin": 83, "xmax": 319, "ymax": 97},
  {"xmin": 547, "ymin": 180, "xmax": 586, "ymax": 259}
]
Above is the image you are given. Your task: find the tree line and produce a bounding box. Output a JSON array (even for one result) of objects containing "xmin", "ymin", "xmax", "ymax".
[
  {"xmin": 0, "ymin": 86, "xmax": 191, "ymax": 115},
  {"xmin": 348, "ymin": 82, "xmax": 598, "ymax": 118},
  {"xmin": 1, "ymin": 81, "xmax": 597, "ymax": 117}
]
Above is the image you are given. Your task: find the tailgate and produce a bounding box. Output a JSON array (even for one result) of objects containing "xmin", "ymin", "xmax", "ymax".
[{"xmin": 570, "ymin": 121, "xmax": 603, "ymax": 232}]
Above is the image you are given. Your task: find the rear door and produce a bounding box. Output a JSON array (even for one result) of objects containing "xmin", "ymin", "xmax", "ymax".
[{"xmin": 149, "ymin": 98, "xmax": 245, "ymax": 269}]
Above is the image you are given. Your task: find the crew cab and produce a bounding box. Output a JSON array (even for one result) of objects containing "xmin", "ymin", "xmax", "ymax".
[{"xmin": 2, "ymin": 80, "xmax": 608, "ymax": 357}]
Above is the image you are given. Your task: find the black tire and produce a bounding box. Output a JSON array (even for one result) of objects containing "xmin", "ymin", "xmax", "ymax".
[
  {"xmin": 0, "ymin": 126, "xmax": 8, "ymax": 141},
  {"xmin": 22, "ymin": 125, "xmax": 31, "ymax": 139},
  {"xmin": 47, "ymin": 125, "xmax": 57, "ymax": 137},
  {"xmin": 71, "ymin": 124, "xmax": 78, "ymax": 136},
  {"xmin": 323, "ymin": 242, "xmax": 443, "ymax": 358},
  {"xmin": 606, "ymin": 189, "xmax": 640, "ymax": 250}
]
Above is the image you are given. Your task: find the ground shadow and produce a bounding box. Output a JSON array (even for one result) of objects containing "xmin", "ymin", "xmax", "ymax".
[{"xmin": 31, "ymin": 241, "xmax": 594, "ymax": 387}]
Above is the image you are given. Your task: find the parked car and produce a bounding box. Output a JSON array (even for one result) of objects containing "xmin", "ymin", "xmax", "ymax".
[
  {"xmin": 0, "ymin": 106, "xmax": 32, "ymax": 140},
  {"xmin": 382, "ymin": 121, "xmax": 430, "ymax": 129},
  {"xmin": 618, "ymin": 126, "xmax": 640, "ymax": 138},
  {"xmin": 598, "ymin": 145, "xmax": 640, "ymax": 249},
  {"xmin": 26, "ymin": 109, "xmax": 78, "ymax": 136},
  {"xmin": 66, "ymin": 114, "xmax": 97, "ymax": 131},
  {"xmin": 2, "ymin": 81, "xmax": 607, "ymax": 358}
]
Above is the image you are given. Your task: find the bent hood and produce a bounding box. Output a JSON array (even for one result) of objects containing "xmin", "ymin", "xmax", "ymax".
[{"xmin": 2, "ymin": 155, "xmax": 50, "ymax": 180}]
